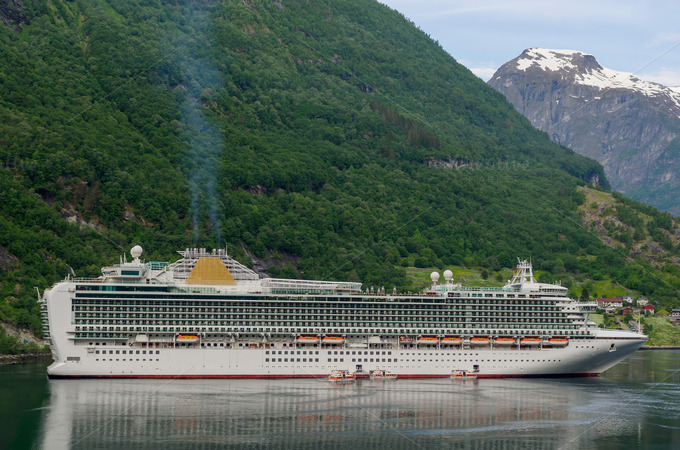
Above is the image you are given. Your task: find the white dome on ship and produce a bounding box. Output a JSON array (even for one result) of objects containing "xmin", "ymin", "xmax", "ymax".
[
  {"xmin": 430, "ymin": 271, "xmax": 440, "ymax": 282},
  {"xmin": 130, "ymin": 245, "xmax": 143, "ymax": 259},
  {"xmin": 443, "ymin": 270, "xmax": 453, "ymax": 281}
]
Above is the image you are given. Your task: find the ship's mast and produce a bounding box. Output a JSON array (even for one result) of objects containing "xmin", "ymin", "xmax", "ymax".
[{"xmin": 509, "ymin": 259, "xmax": 536, "ymax": 285}]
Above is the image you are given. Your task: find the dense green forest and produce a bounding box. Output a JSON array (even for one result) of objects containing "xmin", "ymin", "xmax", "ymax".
[{"xmin": 0, "ymin": 0, "xmax": 678, "ymax": 347}]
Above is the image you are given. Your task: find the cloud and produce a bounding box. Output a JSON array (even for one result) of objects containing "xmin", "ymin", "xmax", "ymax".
[
  {"xmin": 469, "ymin": 67, "xmax": 498, "ymax": 81},
  {"xmin": 457, "ymin": 58, "xmax": 500, "ymax": 81},
  {"xmin": 652, "ymin": 32, "xmax": 680, "ymax": 45},
  {"xmin": 638, "ymin": 69, "xmax": 680, "ymax": 87}
]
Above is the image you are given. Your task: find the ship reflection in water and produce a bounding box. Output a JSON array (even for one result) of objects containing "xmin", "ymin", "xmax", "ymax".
[{"xmin": 36, "ymin": 359, "xmax": 680, "ymax": 450}]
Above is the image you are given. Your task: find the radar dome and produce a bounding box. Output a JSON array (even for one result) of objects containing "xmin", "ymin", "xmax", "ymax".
[
  {"xmin": 130, "ymin": 245, "xmax": 143, "ymax": 259},
  {"xmin": 430, "ymin": 271, "xmax": 440, "ymax": 282},
  {"xmin": 443, "ymin": 270, "xmax": 453, "ymax": 281}
]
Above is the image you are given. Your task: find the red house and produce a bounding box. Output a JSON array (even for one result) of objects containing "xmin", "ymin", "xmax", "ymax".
[
  {"xmin": 642, "ymin": 304, "xmax": 655, "ymax": 315},
  {"xmin": 620, "ymin": 307, "xmax": 634, "ymax": 315}
]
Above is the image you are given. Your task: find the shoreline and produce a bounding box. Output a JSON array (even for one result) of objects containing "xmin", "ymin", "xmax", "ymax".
[
  {"xmin": 0, "ymin": 353, "xmax": 52, "ymax": 365},
  {"xmin": 640, "ymin": 345, "xmax": 680, "ymax": 350}
]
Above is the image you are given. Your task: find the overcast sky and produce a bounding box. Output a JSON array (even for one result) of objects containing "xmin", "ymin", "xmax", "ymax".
[{"xmin": 379, "ymin": 0, "xmax": 680, "ymax": 86}]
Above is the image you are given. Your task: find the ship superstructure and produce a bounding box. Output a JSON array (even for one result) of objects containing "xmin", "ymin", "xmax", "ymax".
[{"xmin": 41, "ymin": 247, "xmax": 647, "ymax": 378}]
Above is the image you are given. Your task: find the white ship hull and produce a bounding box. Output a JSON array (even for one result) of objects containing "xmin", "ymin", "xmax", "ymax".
[{"xmin": 46, "ymin": 332, "xmax": 645, "ymax": 379}]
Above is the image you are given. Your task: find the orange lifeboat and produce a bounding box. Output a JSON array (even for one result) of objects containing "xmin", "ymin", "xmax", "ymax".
[
  {"xmin": 441, "ymin": 336, "xmax": 462, "ymax": 343},
  {"xmin": 469, "ymin": 337, "xmax": 490, "ymax": 346},
  {"xmin": 418, "ymin": 336, "xmax": 439, "ymax": 342},
  {"xmin": 176, "ymin": 335, "xmax": 199, "ymax": 341},
  {"xmin": 323, "ymin": 336, "xmax": 345, "ymax": 343},
  {"xmin": 494, "ymin": 337, "xmax": 515, "ymax": 346},
  {"xmin": 549, "ymin": 338, "xmax": 568, "ymax": 347},
  {"xmin": 521, "ymin": 338, "xmax": 542, "ymax": 346},
  {"xmin": 297, "ymin": 335, "xmax": 320, "ymax": 343}
]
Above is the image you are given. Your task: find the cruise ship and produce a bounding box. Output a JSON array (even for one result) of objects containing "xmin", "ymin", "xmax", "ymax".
[{"xmin": 41, "ymin": 246, "xmax": 647, "ymax": 378}]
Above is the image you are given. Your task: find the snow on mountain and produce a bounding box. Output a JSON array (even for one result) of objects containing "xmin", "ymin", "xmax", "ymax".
[{"xmin": 510, "ymin": 48, "xmax": 680, "ymax": 114}]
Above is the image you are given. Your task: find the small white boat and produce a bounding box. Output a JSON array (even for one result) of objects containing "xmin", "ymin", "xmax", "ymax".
[
  {"xmin": 450, "ymin": 369, "xmax": 478, "ymax": 380},
  {"xmin": 370, "ymin": 369, "xmax": 397, "ymax": 380},
  {"xmin": 328, "ymin": 370, "xmax": 356, "ymax": 382}
]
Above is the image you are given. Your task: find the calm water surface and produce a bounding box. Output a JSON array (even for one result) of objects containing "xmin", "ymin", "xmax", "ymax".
[{"xmin": 2, "ymin": 351, "xmax": 679, "ymax": 449}]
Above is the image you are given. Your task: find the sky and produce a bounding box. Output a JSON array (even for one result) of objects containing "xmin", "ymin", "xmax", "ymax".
[{"xmin": 378, "ymin": 0, "xmax": 680, "ymax": 86}]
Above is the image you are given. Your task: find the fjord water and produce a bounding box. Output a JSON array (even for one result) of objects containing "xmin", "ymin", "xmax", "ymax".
[{"xmin": 2, "ymin": 351, "xmax": 679, "ymax": 449}]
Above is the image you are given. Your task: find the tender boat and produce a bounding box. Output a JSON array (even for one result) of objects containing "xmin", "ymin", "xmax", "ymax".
[
  {"xmin": 329, "ymin": 370, "xmax": 356, "ymax": 382},
  {"xmin": 451, "ymin": 369, "xmax": 478, "ymax": 380},
  {"xmin": 370, "ymin": 369, "xmax": 397, "ymax": 380}
]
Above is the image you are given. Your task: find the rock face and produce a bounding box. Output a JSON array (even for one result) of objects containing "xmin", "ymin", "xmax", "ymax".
[
  {"xmin": 0, "ymin": 0, "xmax": 27, "ymax": 31},
  {"xmin": 489, "ymin": 48, "xmax": 680, "ymax": 214}
]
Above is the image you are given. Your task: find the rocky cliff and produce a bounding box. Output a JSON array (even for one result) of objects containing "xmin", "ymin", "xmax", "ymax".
[{"xmin": 489, "ymin": 48, "xmax": 680, "ymax": 214}]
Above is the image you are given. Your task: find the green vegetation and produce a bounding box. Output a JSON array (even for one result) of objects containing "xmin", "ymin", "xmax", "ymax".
[
  {"xmin": 642, "ymin": 317, "xmax": 680, "ymax": 346},
  {"xmin": 643, "ymin": 317, "xmax": 680, "ymax": 345},
  {"xmin": 0, "ymin": 1, "xmax": 679, "ymax": 350},
  {"xmin": 0, "ymin": 326, "xmax": 48, "ymax": 355},
  {"xmin": 588, "ymin": 313, "xmax": 604, "ymax": 327},
  {"xmin": 405, "ymin": 266, "xmax": 514, "ymax": 290}
]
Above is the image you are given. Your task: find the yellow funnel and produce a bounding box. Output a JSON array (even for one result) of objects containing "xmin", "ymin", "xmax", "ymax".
[{"xmin": 185, "ymin": 257, "xmax": 236, "ymax": 285}]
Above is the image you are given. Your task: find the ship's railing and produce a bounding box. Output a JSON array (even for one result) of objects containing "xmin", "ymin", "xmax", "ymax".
[
  {"xmin": 147, "ymin": 261, "xmax": 169, "ymax": 270},
  {"xmin": 172, "ymin": 286, "xmax": 218, "ymax": 294},
  {"xmin": 433, "ymin": 285, "xmax": 568, "ymax": 295},
  {"xmin": 70, "ymin": 277, "xmax": 150, "ymax": 284},
  {"xmin": 171, "ymin": 248, "xmax": 259, "ymax": 281},
  {"xmin": 261, "ymin": 278, "xmax": 362, "ymax": 295},
  {"xmin": 71, "ymin": 277, "xmax": 103, "ymax": 283}
]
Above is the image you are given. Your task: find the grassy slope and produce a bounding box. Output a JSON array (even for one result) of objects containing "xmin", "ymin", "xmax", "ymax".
[{"xmin": 643, "ymin": 317, "xmax": 680, "ymax": 346}]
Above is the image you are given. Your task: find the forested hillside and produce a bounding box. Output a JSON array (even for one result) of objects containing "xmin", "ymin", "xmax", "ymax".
[{"xmin": 1, "ymin": 0, "xmax": 678, "ymax": 342}]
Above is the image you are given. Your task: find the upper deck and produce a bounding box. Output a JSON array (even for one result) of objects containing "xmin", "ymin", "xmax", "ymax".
[{"xmin": 68, "ymin": 248, "xmax": 574, "ymax": 300}]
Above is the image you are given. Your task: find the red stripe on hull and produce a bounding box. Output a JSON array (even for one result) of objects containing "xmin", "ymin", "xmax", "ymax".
[{"xmin": 47, "ymin": 372, "xmax": 600, "ymax": 380}]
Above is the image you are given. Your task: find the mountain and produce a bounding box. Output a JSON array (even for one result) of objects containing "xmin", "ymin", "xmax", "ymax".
[
  {"xmin": 2, "ymin": 1, "xmax": 680, "ymax": 344},
  {"xmin": 488, "ymin": 48, "xmax": 680, "ymax": 214}
]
